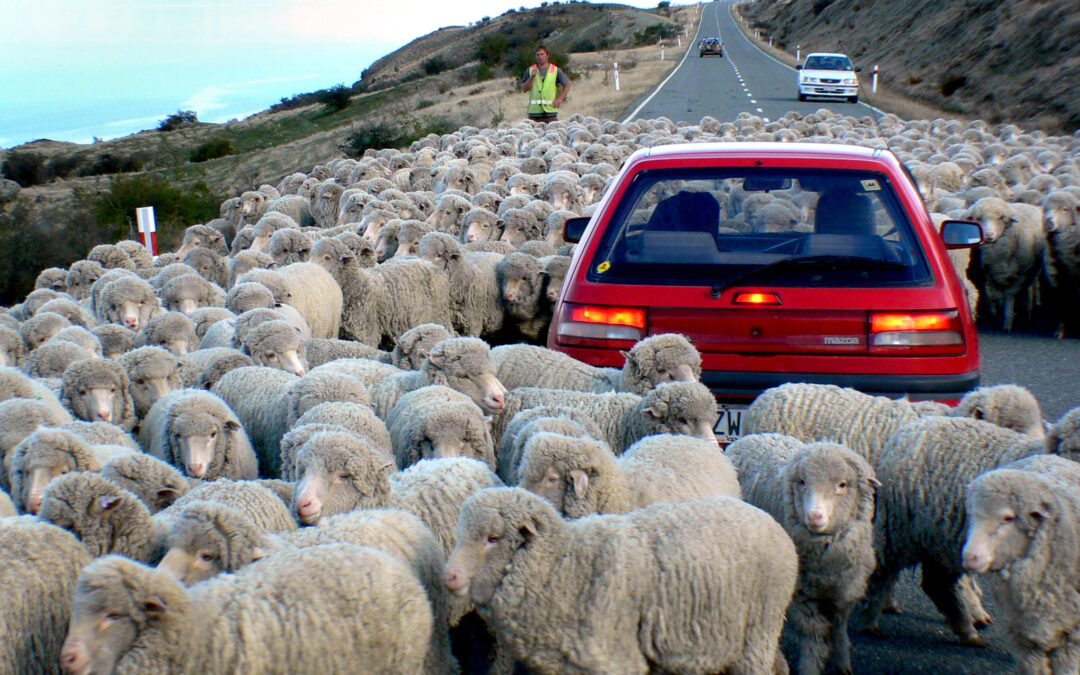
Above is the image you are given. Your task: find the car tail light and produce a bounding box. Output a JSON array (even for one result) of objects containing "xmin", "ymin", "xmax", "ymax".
[
  {"xmin": 869, "ymin": 310, "xmax": 965, "ymax": 355},
  {"xmin": 556, "ymin": 302, "xmax": 646, "ymax": 347},
  {"xmin": 732, "ymin": 291, "xmax": 782, "ymax": 305}
]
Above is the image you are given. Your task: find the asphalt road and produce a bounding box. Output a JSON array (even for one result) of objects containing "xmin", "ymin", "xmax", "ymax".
[
  {"xmin": 616, "ymin": 2, "xmax": 1080, "ymax": 672},
  {"xmin": 623, "ymin": 0, "xmax": 879, "ymax": 124}
]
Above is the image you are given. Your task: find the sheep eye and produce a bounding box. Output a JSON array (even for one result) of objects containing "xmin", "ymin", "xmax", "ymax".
[
  {"xmin": 798, "ymin": 479, "xmax": 806, "ymax": 486},
  {"xmin": 266, "ymin": 353, "xmax": 277, "ymax": 360},
  {"xmin": 837, "ymin": 481, "xmax": 848, "ymax": 489},
  {"xmin": 1003, "ymin": 514, "xmax": 1016, "ymax": 523},
  {"xmin": 486, "ymin": 534, "xmax": 501, "ymax": 544},
  {"xmin": 198, "ymin": 552, "xmax": 217, "ymax": 563},
  {"xmin": 137, "ymin": 379, "xmax": 146, "ymax": 385},
  {"xmin": 208, "ymin": 431, "xmax": 217, "ymax": 439},
  {"xmin": 79, "ymin": 389, "xmax": 87, "ymax": 396},
  {"xmin": 104, "ymin": 611, "xmax": 123, "ymax": 622}
]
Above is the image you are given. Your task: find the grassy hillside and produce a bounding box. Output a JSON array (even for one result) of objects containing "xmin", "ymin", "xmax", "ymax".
[{"xmin": 745, "ymin": 0, "xmax": 1080, "ymax": 132}]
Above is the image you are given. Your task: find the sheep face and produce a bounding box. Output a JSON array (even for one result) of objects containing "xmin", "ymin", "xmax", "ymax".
[
  {"xmin": 640, "ymin": 382, "xmax": 719, "ymax": 444},
  {"xmin": 426, "ymin": 197, "xmax": 468, "ymax": 232},
  {"xmin": 12, "ymin": 430, "xmax": 92, "ymax": 514},
  {"xmin": 167, "ymin": 410, "xmax": 238, "ymax": 479},
  {"xmin": 1042, "ymin": 192, "xmax": 1079, "ymax": 234},
  {"xmin": 374, "ymin": 222, "xmax": 401, "ymax": 262},
  {"xmin": 462, "ymin": 211, "xmax": 503, "ymax": 243},
  {"xmin": 128, "ymin": 364, "xmax": 182, "ymax": 418},
  {"xmin": 962, "ymin": 470, "xmax": 1049, "ymax": 574},
  {"xmin": 359, "ymin": 209, "xmax": 394, "ymax": 243},
  {"xmin": 243, "ymin": 321, "xmax": 306, "ymax": 376},
  {"xmin": 268, "ymin": 229, "xmax": 312, "ymax": 265},
  {"xmin": 0, "ymin": 328, "xmax": 21, "ymax": 367},
  {"xmin": 181, "ymin": 248, "xmax": 226, "ymax": 285},
  {"xmin": 394, "ymin": 222, "xmax": 430, "ymax": 258},
  {"xmin": 425, "ymin": 340, "xmax": 506, "ymax": 414},
  {"xmin": 621, "ymin": 335, "xmax": 702, "ymax": 393},
  {"xmin": 967, "ymin": 198, "xmax": 1013, "ymax": 244},
  {"xmin": 66, "ymin": 261, "xmax": 105, "ymax": 300},
  {"xmin": 291, "ymin": 436, "xmax": 392, "ymax": 525},
  {"xmin": 496, "ymin": 254, "xmax": 545, "ymax": 318},
  {"xmin": 782, "ymin": 446, "xmax": 874, "ymax": 535},
  {"xmin": 409, "ymin": 404, "xmax": 491, "ymax": 463},
  {"xmin": 101, "ymin": 286, "xmax": 158, "ymax": 331},
  {"xmin": 176, "ymin": 228, "xmax": 225, "ymax": 259},
  {"xmin": 62, "ymin": 363, "xmax": 130, "ymax": 425},
  {"xmin": 159, "ymin": 504, "xmax": 268, "ymax": 585}
]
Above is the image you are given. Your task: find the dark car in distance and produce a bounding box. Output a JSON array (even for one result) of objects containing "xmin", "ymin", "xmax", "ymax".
[
  {"xmin": 549, "ymin": 143, "xmax": 984, "ymax": 442},
  {"xmin": 699, "ymin": 37, "xmax": 724, "ymax": 57}
]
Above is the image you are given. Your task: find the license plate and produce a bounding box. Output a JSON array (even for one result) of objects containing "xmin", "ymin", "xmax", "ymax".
[{"xmin": 714, "ymin": 404, "xmax": 749, "ymax": 444}]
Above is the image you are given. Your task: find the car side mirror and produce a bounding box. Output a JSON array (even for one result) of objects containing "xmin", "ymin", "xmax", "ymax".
[
  {"xmin": 563, "ymin": 217, "xmax": 591, "ymax": 243},
  {"xmin": 795, "ymin": 64, "xmax": 803, "ymax": 70},
  {"xmin": 854, "ymin": 66, "xmax": 863, "ymax": 72},
  {"xmin": 940, "ymin": 220, "xmax": 983, "ymax": 248}
]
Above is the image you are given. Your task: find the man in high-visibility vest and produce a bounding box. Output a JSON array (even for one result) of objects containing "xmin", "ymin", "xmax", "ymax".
[{"xmin": 521, "ymin": 45, "xmax": 571, "ymax": 123}]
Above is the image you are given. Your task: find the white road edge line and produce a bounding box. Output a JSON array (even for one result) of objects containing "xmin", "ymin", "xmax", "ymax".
[
  {"xmin": 621, "ymin": 4, "xmax": 707, "ymax": 124},
  {"xmin": 722, "ymin": 0, "xmax": 886, "ymax": 117}
]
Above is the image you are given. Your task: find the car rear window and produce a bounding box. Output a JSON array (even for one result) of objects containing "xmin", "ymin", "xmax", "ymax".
[{"xmin": 585, "ymin": 167, "xmax": 933, "ymax": 289}]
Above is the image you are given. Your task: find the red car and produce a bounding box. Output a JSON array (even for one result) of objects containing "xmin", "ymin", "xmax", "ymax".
[{"xmin": 548, "ymin": 143, "xmax": 983, "ymax": 442}]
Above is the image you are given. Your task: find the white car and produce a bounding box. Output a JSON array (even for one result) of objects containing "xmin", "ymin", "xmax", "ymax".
[{"xmin": 796, "ymin": 53, "xmax": 861, "ymax": 103}]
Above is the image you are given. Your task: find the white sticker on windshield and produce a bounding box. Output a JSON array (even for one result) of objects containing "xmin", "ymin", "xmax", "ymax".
[{"xmin": 861, "ymin": 179, "xmax": 881, "ymax": 191}]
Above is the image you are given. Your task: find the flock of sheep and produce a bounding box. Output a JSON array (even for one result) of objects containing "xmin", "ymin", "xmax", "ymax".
[{"xmin": 1, "ymin": 108, "xmax": 1079, "ymax": 674}]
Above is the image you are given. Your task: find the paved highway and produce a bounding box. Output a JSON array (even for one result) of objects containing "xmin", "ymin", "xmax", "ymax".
[
  {"xmin": 618, "ymin": 3, "xmax": 1080, "ymax": 671},
  {"xmin": 623, "ymin": 0, "xmax": 879, "ymax": 124}
]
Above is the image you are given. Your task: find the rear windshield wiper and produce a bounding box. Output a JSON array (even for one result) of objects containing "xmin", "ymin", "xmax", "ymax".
[{"xmin": 710, "ymin": 255, "xmax": 907, "ymax": 298}]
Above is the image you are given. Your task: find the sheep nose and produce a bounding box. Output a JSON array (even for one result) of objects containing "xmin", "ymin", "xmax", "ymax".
[
  {"xmin": 187, "ymin": 463, "xmax": 206, "ymax": 478},
  {"xmin": 490, "ymin": 392, "xmax": 505, "ymax": 410},
  {"xmin": 444, "ymin": 567, "xmax": 467, "ymax": 595},
  {"xmin": 467, "ymin": 232, "xmax": 477, "ymax": 242},
  {"xmin": 29, "ymin": 496, "xmax": 43, "ymax": 514},
  {"xmin": 95, "ymin": 409, "xmax": 112, "ymax": 422},
  {"xmin": 294, "ymin": 368, "xmax": 306, "ymax": 378},
  {"xmin": 124, "ymin": 316, "xmax": 139, "ymax": 329}
]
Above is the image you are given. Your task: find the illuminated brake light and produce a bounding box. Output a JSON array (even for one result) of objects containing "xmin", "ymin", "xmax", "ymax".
[
  {"xmin": 870, "ymin": 311, "xmax": 964, "ymax": 354},
  {"xmin": 732, "ymin": 291, "xmax": 781, "ymax": 306},
  {"xmin": 556, "ymin": 303, "xmax": 646, "ymax": 345}
]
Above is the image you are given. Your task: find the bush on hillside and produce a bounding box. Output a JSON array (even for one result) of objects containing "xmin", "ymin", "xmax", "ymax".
[
  {"xmin": 158, "ymin": 110, "xmax": 199, "ymax": 132},
  {"xmin": 1, "ymin": 151, "xmax": 46, "ymax": 187},
  {"xmin": 77, "ymin": 153, "xmax": 146, "ymax": 177},
  {"xmin": 339, "ymin": 115, "xmax": 457, "ymax": 157},
  {"xmin": 318, "ymin": 85, "xmax": 353, "ymax": 112},
  {"xmin": 190, "ymin": 137, "xmax": 234, "ymax": 163},
  {"xmin": 423, "ymin": 57, "xmax": 450, "ymax": 76}
]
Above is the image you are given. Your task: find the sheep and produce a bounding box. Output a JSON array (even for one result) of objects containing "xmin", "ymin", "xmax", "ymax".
[
  {"xmin": 49, "ymin": 326, "xmax": 103, "ymax": 358},
  {"xmin": 0, "ymin": 365, "xmax": 71, "ymax": 421},
  {"xmin": 267, "ymin": 226, "xmax": 313, "ymax": 265},
  {"xmin": 100, "ymin": 452, "xmax": 190, "ymax": 513},
  {"xmin": 288, "ymin": 401, "xmax": 393, "ymax": 462},
  {"xmin": 116, "ymin": 347, "xmax": 185, "ymax": 421},
  {"xmin": 156, "ymin": 503, "xmax": 459, "ymax": 674},
  {"xmin": 144, "ymin": 388, "xmax": 258, "ymax": 480},
  {"xmin": 36, "ymin": 297, "xmax": 96, "ymax": 328},
  {"xmin": 859, "ymin": 416, "xmax": 1052, "ymax": 645},
  {"xmin": 335, "ymin": 230, "xmax": 377, "ymax": 268},
  {"xmin": 968, "ymin": 196, "xmax": 1046, "ymax": 331},
  {"xmin": 426, "ymin": 193, "xmax": 472, "ymax": 235},
  {"xmin": 175, "ymin": 223, "xmax": 229, "ymax": 258},
  {"xmin": 87, "ymin": 243, "xmax": 136, "ymax": 271},
  {"xmin": 310, "ymin": 236, "xmax": 452, "ymax": 348},
  {"xmin": 459, "ymin": 207, "xmax": 504, "ymax": 243},
  {"xmin": 181, "ymin": 246, "xmax": 230, "ymax": 287},
  {"xmin": 0, "ymin": 518, "xmax": 91, "ymax": 674},
  {"xmin": 35, "ymin": 266, "xmax": 69, "ymax": 293},
  {"xmin": 419, "ymin": 232, "xmax": 505, "ymax": 338},
  {"xmin": 19, "ymin": 311, "xmax": 72, "ymax": 350},
  {"xmin": 517, "ymin": 239, "xmax": 557, "ymax": 257},
  {"xmin": 368, "ymin": 337, "xmax": 507, "ymax": 419},
  {"xmin": 961, "ymin": 464, "xmax": 1080, "ymax": 673},
  {"xmin": 131, "ymin": 311, "xmax": 198, "ymax": 356},
  {"xmin": 391, "ymin": 322, "xmax": 454, "ymax": 369},
  {"xmin": 9, "ymin": 426, "xmax": 136, "ymax": 513},
  {"xmin": 25, "ymin": 341, "xmax": 94, "ymax": 378},
  {"xmin": 224, "ymin": 281, "xmax": 275, "ymax": 314},
  {"xmin": 227, "ymin": 249, "xmax": 277, "ymax": 287},
  {"xmin": 358, "ymin": 208, "xmax": 397, "ymax": 243},
  {"xmin": 60, "ymin": 357, "xmax": 137, "ymax": 431},
  {"xmin": 1041, "ymin": 190, "xmax": 1080, "ymax": 338},
  {"xmin": 277, "ymin": 261, "xmax": 343, "ymax": 340},
  {"xmin": 387, "ymin": 385, "xmax": 495, "ymax": 470},
  {"xmin": 62, "ymin": 543, "xmax": 433, "ymax": 674},
  {"xmin": 0, "ymin": 488, "xmax": 13, "ymax": 517},
  {"xmin": 495, "ymin": 252, "xmax": 550, "ymax": 342},
  {"xmin": 302, "ymin": 336, "xmax": 390, "ymax": 368},
  {"xmin": 444, "ymin": 488, "xmax": 797, "ymax": 674},
  {"xmin": 150, "ymin": 262, "xmax": 199, "ymax": 290},
  {"xmin": 373, "ymin": 218, "xmax": 403, "ymax": 261},
  {"xmin": 393, "ymin": 219, "xmax": 434, "ymax": 258},
  {"xmin": 290, "ymin": 430, "xmax": 395, "ymax": 524},
  {"xmin": 265, "ymin": 193, "xmax": 315, "ymax": 227},
  {"xmin": 727, "ymin": 434, "xmax": 879, "ymax": 675},
  {"xmin": 493, "ymin": 381, "xmax": 718, "ymax": 452},
  {"xmin": 517, "ymin": 431, "xmax": 741, "ymax": 519},
  {"xmin": 160, "ymin": 273, "xmax": 225, "ymax": 316},
  {"xmin": 0, "ymin": 325, "xmax": 24, "ymax": 368},
  {"xmin": 495, "ymin": 406, "xmax": 607, "ymax": 483},
  {"xmin": 237, "ymin": 319, "xmax": 308, "ymax": 375},
  {"xmin": 492, "ymin": 333, "xmax": 701, "ymax": 395},
  {"xmin": 498, "ymin": 207, "xmax": 543, "ymax": 247},
  {"xmin": 90, "ymin": 324, "xmax": 134, "ymax": 359},
  {"xmin": 0, "ymin": 397, "xmax": 73, "ymax": 491},
  {"xmin": 951, "ymin": 383, "xmax": 1046, "ymax": 437},
  {"xmin": 94, "ymin": 274, "xmax": 161, "ymax": 331},
  {"xmin": 65, "ymin": 260, "xmax": 105, "ymax": 301},
  {"xmin": 179, "ymin": 346, "xmax": 253, "ymax": 389}
]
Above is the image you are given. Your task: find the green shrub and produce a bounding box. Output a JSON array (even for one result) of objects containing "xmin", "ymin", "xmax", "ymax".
[
  {"xmin": 476, "ymin": 35, "xmax": 510, "ymax": 66},
  {"xmin": 158, "ymin": 110, "xmax": 199, "ymax": 132},
  {"xmin": 189, "ymin": 137, "xmax": 234, "ymax": 163},
  {"xmin": 423, "ymin": 57, "xmax": 449, "ymax": 76},
  {"xmin": 318, "ymin": 85, "xmax": 353, "ymax": 112},
  {"xmin": 1, "ymin": 151, "xmax": 46, "ymax": 187},
  {"xmin": 45, "ymin": 153, "xmax": 85, "ymax": 180},
  {"xmin": 77, "ymin": 153, "xmax": 145, "ymax": 177},
  {"xmin": 339, "ymin": 115, "xmax": 457, "ymax": 158}
]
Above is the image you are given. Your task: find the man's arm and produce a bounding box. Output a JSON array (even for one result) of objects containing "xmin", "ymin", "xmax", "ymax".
[
  {"xmin": 554, "ymin": 70, "xmax": 571, "ymax": 107},
  {"xmin": 521, "ymin": 65, "xmax": 537, "ymax": 93}
]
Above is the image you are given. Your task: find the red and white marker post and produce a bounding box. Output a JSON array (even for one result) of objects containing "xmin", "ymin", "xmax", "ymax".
[{"xmin": 135, "ymin": 206, "xmax": 158, "ymax": 257}]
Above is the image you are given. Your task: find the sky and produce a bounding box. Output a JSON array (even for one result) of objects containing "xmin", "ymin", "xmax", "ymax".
[{"xmin": 0, "ymin": 0, "xmax": 667, "ymax": 147}]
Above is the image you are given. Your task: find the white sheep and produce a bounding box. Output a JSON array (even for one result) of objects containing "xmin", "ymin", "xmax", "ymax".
[{"xmin": 967, "ymin": 196, "xmax": 1046, "ymax": 331}]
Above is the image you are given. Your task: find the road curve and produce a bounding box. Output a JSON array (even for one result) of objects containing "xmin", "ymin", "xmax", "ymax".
[{"xmin": 623, "ymin": 0, "xmax": 880, "ymax": 124}]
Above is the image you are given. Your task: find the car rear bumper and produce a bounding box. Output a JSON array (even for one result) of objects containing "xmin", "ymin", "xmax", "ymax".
[{"xmin": 701, "ymin": 369, "xmax": 980, "ymax": 402}]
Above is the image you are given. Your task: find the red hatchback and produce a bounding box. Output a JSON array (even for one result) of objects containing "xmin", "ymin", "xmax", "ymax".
[{"xmin": 548, "ymin": 143, "xmax": 983, "ymax": 441}]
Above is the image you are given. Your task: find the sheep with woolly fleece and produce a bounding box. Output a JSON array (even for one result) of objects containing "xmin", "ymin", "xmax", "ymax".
[
  {"xmin": 962, "ymin": 464, "xmax": 1080, "ymax": 673},
  {"xmin": 0, "ymin": 325, "xmax": 22, "ymax": 368},
  {"xmin": 100, "ymin": 452, "xmax": 190, "ymax": 513},
  {"xmin": 36, "ymin": 297, "xmax": 96, "ymax": 328},
  {"xmin": 492, "ymin": 333, "xmax": 701, "ymax": 395},
  {"xmin": 465, "ymin": 239, "xmax": 515, "ymax": 255},
  {"xmin": 308, "ymin": 356, "xmax": 402, "ymax": 388},
  {"xmin": 237, "ymin": 319, "xmax": 307, "ymax": 375},
  {"xmin": 312, "ymin": 181, "xmax": 346, "ymax": 229},
  {"xmin": 117, "ymin": 347, "xmax": 185, "ymax": 420},
  {"xmin": 60, "ymin": 357, "xmax": 137, "ymax": 431},
  {"xmin": 302, "ymin": 336, "xmax": 391, "ymax": 368},
  {"xmin": 0, "ymin": 366, "xmax": 73, "ymax": 421},
  {"xmin": 0, "ymin": 397, "xmax": 73, "ymax": 491},
  {"xmin": 391, "ymin": 219, "xmax": 434, "ymax": 258},
  {"xmin": 49, "ymin": 326, "xmax": 103, "ymax": 358},
  {"xmin": 62, "ymin": 543, "xmax": 433, "ymax": 674},
  {"xmin": 444, "ymin": 488, "xmax": 796, "ymax": 674},
  {"xmin": 149, "ymin": 262, "xmax": 198, "ymax": 290},
  {"xmin": 35, "ymin": 266, "xmax": 68, "ymax": 293},
  {"xmin": 727, "ymin": 434, "xmax": 879, "ymax": 675},
  {"xmin": 517, "ymin": 239, "xmax": 557, "ymax": 257},
  {"xmin": 368, "ymin": 337, "xmax": 507, "ymax": 419},
  {"xmin": 494, "ymin": 406, "xmax": 606, "ymax": 483},
  {"xmin": 65, "ymin": 260, "xmax": 105, "ymax": 301},
  {"xmin": 539, "ymin": 254, "xmax": 571, "ymax": 304},
  {"xmin": 233, "ymin": 267, "xmax": 292, "ymax": 305},
  {"xmin": 93, "ymin": 274, "xmax": 161, "ymax": 332},
  {"xmin": 144, "ymin": 388, "xmax": 257, "ymax": 481},
  {"xmin": 310, "ymin": 236, "xmax": 452, "ymax": 348},
  {"xmin": 374, "ymin": 218, "xmax": 403, "ymax": 260},
  {"xmin": 859, "ymin": 416, "xmax": 1066, "ymax": 644},
  {"xmin": 281, "ymin": 402, "xmax": 393, "ymax": 475},
  {"xmin": 0, "ymin": 488, "xmax": 12, "ymax": 517},
  {"xmin": 156, "ymin": 502, "xmax": 459, "ymax": 674},
  {"xmin": 132, "ymin": 310, "xmax": 198, "ymax": 356},
  {"xmin": 265, "ymin": 193, "xmax": 315, "ymax": 227},
  {"xmin": 358, "ymin": 208, "xmax": 397, "ymax": 243},
  {"xmin": 181, "ymin": 246, "xmax": 230, "ymax": 287},
  {"xmin": 276, "ymin": 261, "xmax": 343, "ymax": 340},
  {"xmin": 9, "ymin": 426, "xmax": 135, "ymax": 513},
  {"xmin": 459, "ymin": 207, "xmax": 504, "ymax": 243},
  {"xmin": 1041, "ymin": 190, "xmax": 1080, "ymax": 338},
  {"xmin": 334, "ymin": 230, "xmax": 378, "ymax": 267},
  {"xmin": 517, "ymin": 431, "xmax": 740, "ymax": 519},
  {"xmin": 224, "ymin": 280, "xmax": 274, "ymax": 314},
  {"xmin": 495, "ymin": 252, "xmax": 550, "ymax": 342},
  {"xmin": 493, "ymin": 381, "xmax": 719, "ymax": 453},
  {"xmin": 175, "ymin": 223, "xmax": 229, "ymax": 258},
  {"xmin": 387, "ymin": 385, "xmax": 495, "ymax": 470},
  {"xmin": 180, "ymin": 346, "xmax": 253, "ymax": 389},
  {"xmin": 0, "ymin": 518, "xmax": 91, "ymax": 674},
  {"xmin": 419, "ymin": 232, "xmax": 505, "ymax": 338},
  {"xmin": 426, "ymin": 193, "xmax": 471, "ymax": 235},
  {"xmin": 497, "ymin": 208, "xmax": 543, "ymax": 247},
  {"xmin": 968, "ymin": 196, "xmax": 1046, "ymax": 331},
  {"xmin": 25, "ymin": 340, "xmax": 94, "ymax": 378},
  {"xmin": 227, "ymin": 249, "xmax": 277, "ymax": 286},
  {"xmin": 950, "ymin": 383, "xmax": 1046, "ymax": 437},
  {"xmin": 160, "ymin": 273, "xmax": 225, "ymax": 316},
  {"xmin": 267, "ymin": 226, "xmax": 313, "ymax": 265},
  {"xmin": 87, "ymin": 243, "xmax": 136, "ymax": 271},
  {"xmin": 20, "ymin": 310, "xmax": 71, "ymax": 350},
  {"xmin": 237, "ymin": 189, "xmax": 270, "ymax": 224},
  {"xmin": 336, "ymin": 190, "xmax": 373, "ymax": 226}
]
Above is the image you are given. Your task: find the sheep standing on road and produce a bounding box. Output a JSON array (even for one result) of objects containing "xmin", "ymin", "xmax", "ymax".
[
  {"xmin": 60, "ymin": 358, "xmax": 137, "ymax": 431},
  {"xmin": 968, "ymin": 197, "xmax": 1046, "ymax": 331}
]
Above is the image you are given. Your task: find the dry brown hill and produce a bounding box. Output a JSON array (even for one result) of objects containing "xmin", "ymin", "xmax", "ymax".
[{"xmin": 745, "ymin": 0, "xmax": 1080, "ymax": 132}]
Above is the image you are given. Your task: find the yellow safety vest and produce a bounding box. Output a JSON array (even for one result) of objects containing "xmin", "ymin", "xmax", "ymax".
[{"xmin": 529, "ymin": 64, "xmax": 560, "ymax": 115}]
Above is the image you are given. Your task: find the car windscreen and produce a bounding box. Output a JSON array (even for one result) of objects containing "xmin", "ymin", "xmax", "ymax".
[
  {"xmin": 585, "ymin": 167, "xmax": 933, "ymax": 289},
  {"xmin": 804, "ymin": 56, "xmax": 852, "ymax": 71}
]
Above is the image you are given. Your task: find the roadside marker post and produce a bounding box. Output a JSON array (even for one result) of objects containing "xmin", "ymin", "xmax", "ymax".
[
  {"xmin": 660, "ymin": 42, "xmax": 665, "ymax": 60},
  {"xmin": 135, "ymin": 206, "xmax": 158, "ymax": 257},
  {"xmin": 614, "ymin": 62, "xmax": 620, "ymax": 91},
  {"xmin": 872, "ymin": 64, "xmax": 879, "ymax": 93},
  {"xmin": 796, "ymin": 45, "xmax": 800, "ymax": 62}
]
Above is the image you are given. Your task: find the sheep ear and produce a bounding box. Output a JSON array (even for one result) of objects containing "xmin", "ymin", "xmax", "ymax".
[
  {"xmin": 250, "ymin": 546, "xmax": 272, "ymax": 561},
  {"xmin": 96, "ymin": 494, "xmax": 123, "ymax": 515},
  {"xmin": 142, "ymin": 594, "xmax": 170, "ymax": 618},
  {"xmin": 867, "ymin": 476, "xmax": 882, "ymax": 489},
  {"xmin": 640, "ymin": 406, "xmax": 663, "ymax": 420},
  {"xmin": 971, "ymin": 407, "xmax": 984, "ymax": 421},
  {"xmin": 519, "ymin": 518, "xmax": 539, "ymax": 541},
  {"xmin": 224, "ymin": 420, "xmax": 241, "ymax": 434},
  {"xmin": 156, "ymin": 488, "xmax": 182, "ymax": 508},
  {"xmin": 569, "ymin": 469, "xmax": 589, "ymax": 498}
]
